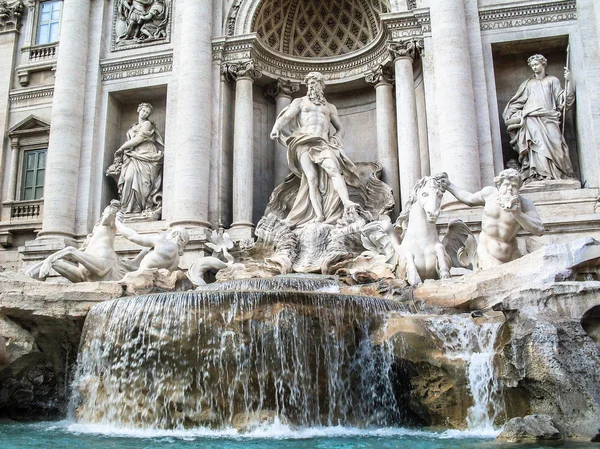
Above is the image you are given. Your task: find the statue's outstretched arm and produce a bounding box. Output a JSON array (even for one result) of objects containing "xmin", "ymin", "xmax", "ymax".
[
  {"xmin": 270, "ymin": 99, "xmax": 302, "ymax": 138},
  {"xmin": 116, "ymin": 219, "xmax": 158, "ymax": 248},
  {"xmin": 444, "ymin": 178, "xmax": 488, "ymax": 207}
]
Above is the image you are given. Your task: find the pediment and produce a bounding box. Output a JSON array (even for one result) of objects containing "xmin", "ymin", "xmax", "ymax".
[{"xmin": 7, "ymin": 115, "xmax": 50, "ymax": 137}]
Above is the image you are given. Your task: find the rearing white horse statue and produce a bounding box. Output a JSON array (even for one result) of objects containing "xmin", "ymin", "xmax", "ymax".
[{"xmin": 362, "ymin": 174, "xmax": 474, "ymax": 286}]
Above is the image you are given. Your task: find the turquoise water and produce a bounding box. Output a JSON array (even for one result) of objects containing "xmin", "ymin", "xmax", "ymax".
[{"xmin": 0, "ymin": 422, "xmax": 596, "ymax": 449}]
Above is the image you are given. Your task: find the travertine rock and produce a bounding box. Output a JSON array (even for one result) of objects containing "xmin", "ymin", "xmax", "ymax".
[{"xmin": 497, "ymin": 415, "xmax": 562, "ymax": 443}]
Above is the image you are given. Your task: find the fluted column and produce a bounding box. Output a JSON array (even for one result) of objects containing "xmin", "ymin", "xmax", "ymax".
[
  {"xmin": 170, "ymin": 0, "xmax": 213, "ymax": 228},
  {"xmin": 430, "ymin": 0, "xmax": 481, "ymax": 192},
  {"xmin": 389, "ymin": 41, "xmax": 422, "ymax": 208},
  {"xmin": 224, "ymin": 60, "xmax": 262, "ymax": 239},
  {"xmin": 365, "ymin": 65, "xmax": 400, "ymax": 216},
  {"xmin": 265, "ymin": 79, "xmax": 300, "ymax": 186},
  {"xmin": 6, "ymin": 138, "xmax": 19, "ymax": 202},
  {"xmin": 38, "ymin": 0, "xmax": 90, "ymax": 241}
]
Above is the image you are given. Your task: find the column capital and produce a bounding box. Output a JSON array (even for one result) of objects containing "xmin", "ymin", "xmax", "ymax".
[
  {"xmin": 265, "ymin": 78, "xmax": 300, "ymax": 101},
  {"xmin": 388, "ymin": 39, "xmax": 424, "ymax": 62},
  {"xmin": 365, "ymin": 65, "xmax": 394, "ymax": 87},
  {"xmin": 221, "ymin": 60, "xmax": 262, "ymax": 83},
  {"xmin": 0, "ymin": 0, "xmax": 25, "ymax": 32}
]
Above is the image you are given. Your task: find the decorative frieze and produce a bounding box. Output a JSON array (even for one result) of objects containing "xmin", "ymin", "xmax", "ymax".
[
  {"xmin": 111, "ymin": 0, "xmax": 172, "ymax": 52},
  {"xmin": 479, "ymin": 0, "xmax": 576, "ymax": 31},
  {"xmin": 100, "ymin": 53, "xmax": 173, "ymax": 82},
  {"xmin": 9, "ymin": 86, "xmax": 54, "ymax": 109},
  {"xmin": 0, "ymin": 0, "xmax": 24, "ymax": 33}
]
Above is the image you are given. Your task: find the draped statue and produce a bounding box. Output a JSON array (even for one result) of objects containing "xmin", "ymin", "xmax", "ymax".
[
  {"xmin": 269, "ymin": 72, "xmax": 360, "ymax": 228},
  {"xmin": 503, "ymin": 54, "xmax": 575, "ymax": 182},
  {"xmin": 106, "ymin": 103, "xmax": 164, "ymax": 220}
]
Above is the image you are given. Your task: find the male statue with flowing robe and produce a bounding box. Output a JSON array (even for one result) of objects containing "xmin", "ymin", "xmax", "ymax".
[
  {"xmin": 269, "ymin": 72, "xmax": 360, "ymax": 228},
  {"xmin": 503, "ymin": 54, "xmax": 575, "ymax": 182}
]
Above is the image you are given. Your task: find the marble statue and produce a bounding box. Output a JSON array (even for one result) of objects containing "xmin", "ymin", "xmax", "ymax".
[
  {"xmin": 116, "ymin": 216, "xmax": 189, "ymax": 273},
  {"xmin": 503, "ymin": 54, "xmax": 575, "ymax": 182},
  {"xmin": 187, "ymin": 230, "xmax": 235, "ymax": 286},
  {"xmin": 117, "ymin": 0, "xmax": 169, "ymax": 44},
  {"xmin": 441, "ymin": 169, "xmax": 544, "ymax": 271},
  {"xmin": 362, "ymin": 174, "xmax": 473, "ymax": 286},
  {"xmin": 106, "ymin": 103, "xmax": 164, "ymax": 219},
  {"xmin": 269, "ymin": 71, "xmax": 361, "ymax": 228},
  {"xmin": 26, "ymin": 201, "xmax": 130, "ymax": 282}
]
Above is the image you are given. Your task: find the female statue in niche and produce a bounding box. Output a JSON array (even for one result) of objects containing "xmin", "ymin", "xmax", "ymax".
[
  {"xmin": 503, "ymin": 54, "xmax": 575, "ymax": 182},
  {"xmin": 106, "ymin": 102, "xmax": 164, "ymax": 218}
]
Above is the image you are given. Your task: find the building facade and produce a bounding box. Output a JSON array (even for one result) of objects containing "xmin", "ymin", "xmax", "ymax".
[{"xmin": 0, "ymin": 0, "xmax": 598, "ymax": 269}]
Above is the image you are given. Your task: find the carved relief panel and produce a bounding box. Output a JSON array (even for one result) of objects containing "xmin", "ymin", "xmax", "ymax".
[{"xmin": 111, "ymin": 0, "xmax": 172, "ymax": 51}]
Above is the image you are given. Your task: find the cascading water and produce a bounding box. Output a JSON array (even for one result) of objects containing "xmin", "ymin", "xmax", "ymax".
[
  {"xmin": 70, "ymin": 280, "xmax": 404, "ymax": 430},
  {"xmin": 425, "ymin": 315, "xmax": 505, "ymax": 433}
]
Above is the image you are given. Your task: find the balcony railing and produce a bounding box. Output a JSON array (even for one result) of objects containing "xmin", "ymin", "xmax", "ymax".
[
  {"xmin": 28, "ymin": 43, "xmax": 58, "ymax": 62},
  {"xmin": 7, "ymin": 199, "xmax": 44, "ymax": 222}
]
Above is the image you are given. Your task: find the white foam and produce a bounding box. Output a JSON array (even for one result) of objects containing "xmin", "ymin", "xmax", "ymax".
[{"xmin": 57, "ymin": 420, "xmax": 497, "ymax": 441}]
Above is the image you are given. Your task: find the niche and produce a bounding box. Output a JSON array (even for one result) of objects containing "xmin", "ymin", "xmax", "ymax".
[
  {"xmin": 491, "ymin": 36, "xmax": 580, "ymax": 180},
  {"xmin": 103, "ymin": 85, "xmax": 167, "ymax": 221}
]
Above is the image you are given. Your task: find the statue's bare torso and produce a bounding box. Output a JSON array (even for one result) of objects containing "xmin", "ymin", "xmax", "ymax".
[{"xmin": 296, "ymin": 97, "xmax": 333, "ymax": 140}]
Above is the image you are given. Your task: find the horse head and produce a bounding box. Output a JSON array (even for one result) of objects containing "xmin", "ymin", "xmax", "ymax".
[
  {"xmin": 99, "ymin": 200, "xmax": 121, "ymax": 228},
  {"xmin": 417, "ymin": 176, "xmax": 445, "ymax": 223}
]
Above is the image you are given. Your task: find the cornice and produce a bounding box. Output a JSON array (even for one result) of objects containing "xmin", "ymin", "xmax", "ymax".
[
  {"xmin": 212, "ymin": 10, "xmax": 427, "ymax": 84},
  {"xmin": 100, "ymin": 52, "xmax": 173, "ymax": 82},
  {"xmin": 479, "ymin": 0, "xmax": 577, "ymax": 31}
]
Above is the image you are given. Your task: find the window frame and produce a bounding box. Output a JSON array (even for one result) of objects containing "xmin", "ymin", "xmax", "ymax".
[
  {"xmin": 34, "ymin": 0, "xmax": 63, "ymax": 46},
  {"xmin": 18, "ymin": 147, "xmax": 47, "ymax": 202}
]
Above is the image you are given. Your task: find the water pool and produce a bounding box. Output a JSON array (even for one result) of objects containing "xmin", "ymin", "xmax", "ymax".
[{"xmin": 0, "ymin": 422, "xmax": 596, "ymax": 449}]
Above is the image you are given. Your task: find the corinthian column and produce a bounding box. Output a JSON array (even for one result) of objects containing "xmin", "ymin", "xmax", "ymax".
[
  {"xmin": 265, "ymin": 79, "xmax": 300, "ymax": 186},
  {"xmin": 389, "ymin": 40, "xmax": 422, "ymax": 208},
  {"xmin": 38, "ymin": 0, "xmax": 91, "ymax": 241},
  {"xmin": 224, "ymin": 60, "xmax": 262, "ymax": 239},
  {"xmin": 365, "ymin": 65, "xmax": 400, "ymax": 216},
  {"xmin": 430, "ymin": 0, "xmax": 481, "ymax": 192},
  {"xmin": 170, "ymin": 0, "xmax": 213, "ymax": 228}
]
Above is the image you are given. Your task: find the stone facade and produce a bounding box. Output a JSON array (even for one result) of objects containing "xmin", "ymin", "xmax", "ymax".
[{"xmin": 0, "ymin": 0, "xmax": 598, "ymax": 269}]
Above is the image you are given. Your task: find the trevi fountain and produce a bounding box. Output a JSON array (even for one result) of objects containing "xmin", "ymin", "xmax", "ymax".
[{"xmin": 0, "ymin": 0, "xmax": 599, "ymax": 448}]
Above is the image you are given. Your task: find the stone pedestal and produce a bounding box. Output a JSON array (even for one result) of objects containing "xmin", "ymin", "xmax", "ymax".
[
  {"xmin": 37, "ymin": 0, "xmax": 90, "ymax": 242},
  {"xmin": 365, "ymin": 65, "xmax": 400, "ymax": 215},
  {"xmin": 170, "ymin": 0, "xmax": 213, "ymax": 229},
  {"xmin": 224, "ymin": 61, "xmax": 262, "ymax": 240},
  {"xmin": 389, "ymin": 43, "xmax": 422, "ymax": 207},
  {"xmin": 430, "ymin": 0, "xmax": 481, "ymax": 192}
]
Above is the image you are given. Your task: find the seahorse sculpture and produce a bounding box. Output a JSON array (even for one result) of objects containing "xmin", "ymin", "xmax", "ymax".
[{"xmin": 187, "ymin": 230, "xmax": 235, "ymax": 286}]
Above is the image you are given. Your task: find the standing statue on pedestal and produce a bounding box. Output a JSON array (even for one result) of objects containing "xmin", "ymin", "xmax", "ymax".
[
  {"xmin": 269, "ymin": 72, "xmax": 360, "ymax": 228},
  {"xmin": 503, "ymin": 54, "xmax": 575, "ymax": 182},
  {"xmin": 106, "ymin": 102, "xmax": 164, "ymax": 220},
  {"xmin": 441, "ymin": 169, "xmax": 544, "ymax": 271}
]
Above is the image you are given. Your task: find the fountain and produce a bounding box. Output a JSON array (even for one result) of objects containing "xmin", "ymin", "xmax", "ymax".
[{"xmin": 70, "ymin": 281, "xmax": 407, "ymax": 430}]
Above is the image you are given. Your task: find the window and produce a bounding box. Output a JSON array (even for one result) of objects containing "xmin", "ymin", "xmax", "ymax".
[
  {"xmin": 36, "ymin": 1, "xmax": 62, "ymax": 45},
  {"xmin": 21, "ymin": 149, "xmax": 46, "ymax": 201}
]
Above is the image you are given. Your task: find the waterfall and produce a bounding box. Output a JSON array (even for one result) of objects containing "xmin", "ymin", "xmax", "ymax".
[
  {"xmin": 425, "ymin": 315, "xmax": 504, "ymax": 432},
  {"xmin": 70, "ymin": 287, "xmax": 403, "ymax": 430}
]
